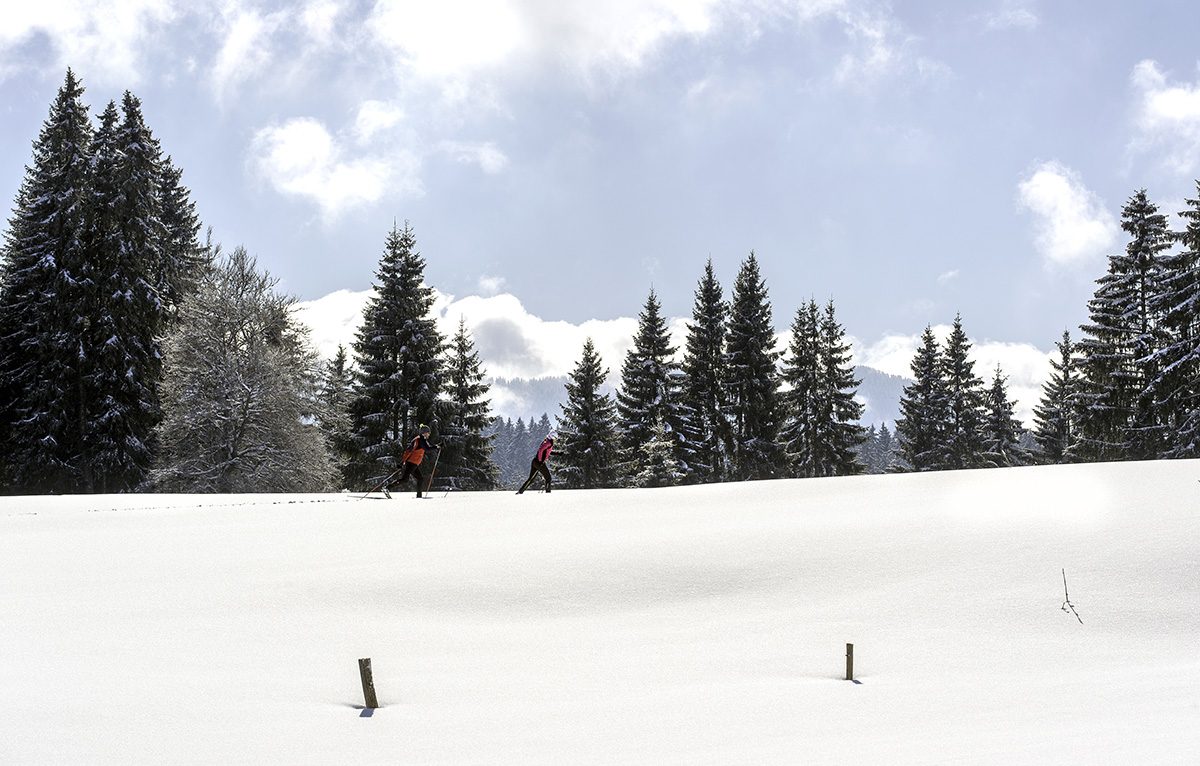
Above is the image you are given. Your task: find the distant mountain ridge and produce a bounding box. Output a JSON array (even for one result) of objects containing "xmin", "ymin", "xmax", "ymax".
[{"xmin": 854, "ymin": 366, "xmax": 909, "ymax": 429}]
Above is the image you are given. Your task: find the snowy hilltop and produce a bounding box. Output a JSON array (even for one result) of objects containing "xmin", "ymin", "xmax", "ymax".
[{"xmin": 2, "ymin": 459, "xmax": 1198, "ymax": 764}]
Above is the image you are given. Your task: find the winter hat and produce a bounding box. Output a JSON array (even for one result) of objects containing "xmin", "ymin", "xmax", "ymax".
[
  {"xmin": 419, "ymin": 424, "xmax": 431, "ymax": 434},
  {"xmin": 547, "ymin": 431, "xmax": 557, "ymax": 440}
]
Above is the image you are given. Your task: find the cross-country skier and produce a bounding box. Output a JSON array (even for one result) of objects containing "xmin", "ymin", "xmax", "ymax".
[
  {"xmin": 517, "ymin": 431, "xmax": 555, "ymax": 494},
  {"xmin": 385, "ymin": 424, "xmax": 439, "ymax": 498}
]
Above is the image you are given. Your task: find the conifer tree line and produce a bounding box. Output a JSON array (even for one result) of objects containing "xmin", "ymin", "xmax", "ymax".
[
  {"xmin": 551, "ymin": 253, "xmax": 869, "ymax": 488},
  {"xmin": 890, "ymin": 316, "xmax": 1032, "ymax": 472},
  {"xmin": 9, "ymin": 73, "xmax": 1199, "ymax": 496},
  {"xmin": 888, "ymin": 185, "xmax": 1200, "ymax": 471},
  {"xmin": 1029, "ymin": 187, "xmax": 1200, "ymax": 464}
]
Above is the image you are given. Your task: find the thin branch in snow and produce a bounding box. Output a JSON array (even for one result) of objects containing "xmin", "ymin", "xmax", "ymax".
[{"xmin": 1061, "ymin": 568, "xmax": 1083, "ymax": 625}]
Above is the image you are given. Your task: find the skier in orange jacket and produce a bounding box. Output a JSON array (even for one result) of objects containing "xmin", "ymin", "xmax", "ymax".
[{"xmin": 385, "ymin": 424, "xmax": 439, "ymax": 498}]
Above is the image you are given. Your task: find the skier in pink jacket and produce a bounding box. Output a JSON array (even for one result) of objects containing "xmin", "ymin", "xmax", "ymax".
[{"xmin": 517, "ymin": 432, "xmax": 555, "ymax": 494}]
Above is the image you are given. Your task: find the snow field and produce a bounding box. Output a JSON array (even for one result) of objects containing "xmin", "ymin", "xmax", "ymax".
[{"xmin": 1, "ymin": 461, "xmax": 1198, "ymax": 764}]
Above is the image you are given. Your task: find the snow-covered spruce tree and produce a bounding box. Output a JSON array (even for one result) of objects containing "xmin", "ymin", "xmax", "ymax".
[
  {"xmin": 152, "ymin": 247, "xmax": 334, "ymax": 492},
  {"xmin": 616, "ymin": 289, "xmax": 689, "ymax": 484},
  {"xmin": 877, "ymin": 422, "xmax": 898, "ymax": 472},
  {"xmin": 317, "ymin": 346, "xmax": 357, "ymax": 489},
  {"xmin": 937, "ymin": 314, "xmax": 987, "ymax": 470},
  {"xmin": 0, "ymin": 69, "xmax": 94, "ymax": 493},
  {"xmin": 680, "ymin": 259, "xmax": 731, "ymax": 482},
  {"xmin": 780, "ymin": 300, "xmax": 820, "ymax": 477},
  {"xmin": 724, "ymin": 252, "xmax": 785, "ymax": 480},
  {"xmin": 895, "ymin": 326, "xmax": 946, "ymax": 472},
  {"xmin": 982, "ymin": 365, "xmax": 1032, "ymax": 468},
  {"xmin": 483, "ymin": 418, "xmax": 511, "ymax": 484},
  {"xmin": 534, "ymin": 413, "xmax": 553, "ymax": 442},
  {"xmin": 156, "ymin": 154, "xmax": 207, "ymax": 322},
  {"xmin": 437, "ymin": 317, "xmax": 499, "ymax": 491},
  {"xmin": 507, "ymin": 417, "xmax": 528, "ymax": 486},
  {"xmin": 348, "ymin": 222, "xmax": 444, "ymax": 488},
  {"xmin": 1032, "ymin": 330, "xmax": 1079, "ymax": 463},
  {"xmin": 632, "ymin": 416, "xmax": 684, "ymax": 488},
  {"xmin": 813, "ymin": 300, "xmax": 866, "ymax": 475},
  {"xmin": 1151, "ymin": 187, "xmax": 1200, "ymax": 458},
  {"xmin": 857, "ymin": 425, "xmax": 880, "ymax": 473},
  {"xmin": 1076, "ymin": 190, "xmax": 1172, "ymax": 461},
  {"xmin": 556, "ymin": 338, "xmax": 619, "ymax": 489},
  {"xmin": 80, "ymin": 92, "xmax": 171, "ymax": 492}
]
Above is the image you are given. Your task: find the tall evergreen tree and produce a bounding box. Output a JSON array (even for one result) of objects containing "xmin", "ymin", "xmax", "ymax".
[
  {"xmin": 2, "ymin": 75, "xmax": 204, "ymax": 493},
  {"xmin": 780, "ymin": 300, "xmax": 821, "ymax": 477},
  {"xmin": 812, "ymin": 300, "xmax": 866, "ymax": 475},
  {"xmin": 1032, "ymin": 330, "xmax": 1079, "ymax": 463},
  {"xmin": 938, "ymin": 314, "xmax": 987, "ymax": 470},
  {"xmin": 895, "ymin": 326, "xmax": 946, "ymax": 472},
  {"xmin": 556, "ymin": 338, "xmax": 619, "ymax": 489},
  {"xmin": 632, "ymin": 415, "xmax": 684, "ymax": 488},
  {"xmin": 877, "ymin": 423, "xmax": 897, "ymax": 473},
  {"xmin": 724, "ymin": 252, "xmax": 784, "ymax": 480},
  {"xmin": 1076, "ymin": 189, "xmax": 1172, "ymax": 461},
  {"xmin": 616, "ymin": 289, "xmax": 689, "ymax": 483},
  {"xmin": 680, "ymin": 259, "xmax": 730, "ymax": 482},
  {"xmin": 1152, "ymin": 187, "xmax": 1200, "ymax": 457},
  {"xmin": 0, "ymin": 70, "xmax": 95, "ymax": 492},
  {"xmin": 857, "ymin": 424, "xmax": 880, "ymax": 473},
  {"xmin": 982, "ymin": 365, "xmax": 1031, "ymax": 467},
  {"xmin": 156, "ymin": 154, "xmax": 206, "ymax": 321},
  {"xmin": 349, "ymin": 222, "xmax": 444, "ymax": 487},
  {"xmin": 507, "ymin": 417, "xmax": 529, "ymax": 486},
  {"xmin": 80, "ymin": 92, "xmax": 169, "ymax": 491},
  {"xmin": 438, "ymin": 318, "xmax": 499, "ymax": 490},
  {"xmin": 317, "ymin": 346, "xmax": 356, "ymax": 489},
  {"xmin": 152, "ymin": 248, "xmax": 334, "ymax": 492}
]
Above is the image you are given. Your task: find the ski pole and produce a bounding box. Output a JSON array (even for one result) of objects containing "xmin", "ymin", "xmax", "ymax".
[
  {"xmin": 358, "ymin": 465, "xmax": 403, "ymax": 500},
  {"xmin": 424, "ymin": 450, "xmax": 441, "ymax": 496}
]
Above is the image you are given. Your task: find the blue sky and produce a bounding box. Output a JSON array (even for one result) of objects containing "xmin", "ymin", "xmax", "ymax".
[{"xmin": 5, "ymin": 1, "xmax": 1200, "ymax": 420}]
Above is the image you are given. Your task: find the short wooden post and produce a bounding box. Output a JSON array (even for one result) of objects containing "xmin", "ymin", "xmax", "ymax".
[
  {"xmin": 845, "ymin": 643, "xmax": 854, "ymax": 681},
  {"xmin": 359, "ymin": 658, "xmax": 379, "ymax": 709}
]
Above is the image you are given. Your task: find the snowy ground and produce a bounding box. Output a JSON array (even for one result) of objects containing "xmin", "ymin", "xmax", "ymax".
[{"xmin": 2, "ymin": 461, "xmax": 1198, "ymax": 764}]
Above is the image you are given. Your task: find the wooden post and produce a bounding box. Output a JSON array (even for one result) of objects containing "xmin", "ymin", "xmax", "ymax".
[
  {"xmin": 359, "ymin": 658, "xmax": 379, "ymax": 709},
  {"xmin": 845, "ymin": 643, "xmax": 854, "ymax": 681}
]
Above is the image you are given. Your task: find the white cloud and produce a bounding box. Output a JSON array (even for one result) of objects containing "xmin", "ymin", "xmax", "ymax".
[
  {"xmin": 937, "ymin": 270, "xmax": 959, "ymax": 286},
  {"xmin": 478, "ymin": 276, "xmax": 508, "ymax": 296},
  {"xmin": 353, "ymin": 100, "xmax": 405, "ymax": 144},
  {"xmin": 301, "ymin": 0, "xmax": 341, "ymax": 45},
  {"xmin": 368, "ymin": 0, "xmax": 526, "ymax": 82},
  {"xmin": 0, "ymin": 0, "xmax": 176, "ymax": 84},
  {"xmin": 365, "ymin": 0, "xmax": 929, "ymax": 95},
  {"xmin": 249, "ymin": 117, "xmax": 418, "ymax": 220},
  {"xmin": 1130, "ymin": 59, "xmax": 1200, "ymax": 175},
  {"xmin": 1017, "ymin": 161, "xmax": 1119, "ymax": 268},
  {"xmin": 831, "ymin": 7, "xmax": 946, "ymax": 89},
  {"xmin": 211, "ymin": 4, "xmax": 283, "ymax": 104},
  {"xmin": 984, "ymin": 3, "xmax": 1038, "ymax": 31},
  {"xmin": 439, "ymin": 141, "xmax": 510, "ymax": 174},
  {"xmin": 366, "ymin": 0, "xmax": 734, "ymax": 86}
]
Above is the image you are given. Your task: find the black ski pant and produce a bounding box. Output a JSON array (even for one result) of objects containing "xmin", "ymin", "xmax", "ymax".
[
  {"xmin": 518, "ymin": 459, "xmax": 551, "ymax": 493},
  {"xmin": 389, "ymin": 461, "xmax": 424, "ymax": 495}
]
